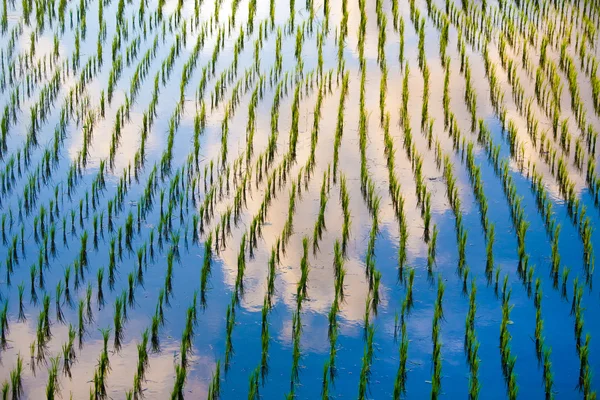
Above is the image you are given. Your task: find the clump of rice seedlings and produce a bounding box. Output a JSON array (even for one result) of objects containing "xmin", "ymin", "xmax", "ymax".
[
  {"xmin": 332, "ymin": 73, "xmax": 349, "ymax": 183},
  {"xmin": 485, "ymin": 225, "xmax": 495, "ymax": 282},
  {"xmin": 77, "ymin": 298, "xmax": 87, "ymax": 349},
  {"xmin": 224, "ymin": 298, "xmax": 236, "ymax": 371},
  {"xmin": 289, "ymin": 236, "xmax": 311, "ymax": 393},
  {"xmin": 550, "ymin": 225, "xmax": 561, "ymax": 283},
  {"xmin": 18, "ymin": 283, "xmax": 26, "ymax": 322},
  {"xmin": 417, "ymin": 18, "xmax": 426, "ymax": 70},
  {"xmin": 398, "ymin": 263, "xmax": 411, "ymax": 309},
  {"xmin": 541, "ymin": 346, "xmax": 554, "ymax": 399},
  {"xmin": 157, "ymin": 290, "xmax": 165, "ymax": 326},
  {"xmin": 30, "ymin": 264, "xmax": 38, "ymax": 304},
  {"xmin": 288, "ymin": 86, "xmax": 301, "ymax": 161},
  {"xmin": 42, "ymin": 294, "xmax": 51, "ymax": 340},
  {"xmin": 260, "ymin": 295, "xmax": 270, "ymax": 381},
  {"xmin": 79, "ymin": 230, "xmax": 88, "ymax": 268},
  {"xmin": 236, "ymin": 233, "xmax": 247, "ymax": 296},
  {"xmin": 357, "ymin": 323, "xmax": 375, "ymax": 400},
  {"xmin": 393, "ymin": 313, "xmax": 408, "ymax": 399},
  {"xmin": 427, "ymin": 225, "xmax": 438, "ymax": 273},
  {"xmin": 9, "ymin": 354, "xmax": 23, "ymax": 398},
  {"xmin": 200, "ymin": 233, "xmax": 214, "ymax": 306},
  {"xmin": 96, "ymin": 267, "xmax": 105, "ymax": 308},
  {"xmin": 61, "ymin": 325, "xmax": 76, "ymax": 378},
  {"xmin": 207, "ymin": 360, "xmax": 221, "ymax": 399},
  {"xmin": 113, "ymin": 296, "xmax": 124, "ymax": 351},
  {"xmin": 134, "ymin": 329, "xmax": 150, "ymax": 397},
  {"xmin": 128, "ymin": 272, "xmax": 136, "ymax": 308},
  {"xmin": 313, "ymin": 172, "xmax": 329, "ymax": 253},
  {"xmin": 499, "ymin": 280, "xmax": 518, "ymax": 399},
  {"xmin": 55, "ymin": 282, "xmax": 65, "ymax": 324},
  {"xmin": 165, "ymin": 249, "xmax": 174, "ymax": 299},
  {"xmin": 326, "ymin": 239, "xmax": 345, "ymax": 385},
  {"xmin": 340, "ymin": 175, "xmax": 351, "ymax": 253},
  {"xmin": 172, "ymin": 306, "xmax": 196, "ymax": 397},
  {"xmin": 85, "ymin": 284, "xmax": 93, "ymax": 323},
  {"xmin": 125, "ymin": 212, "xmax": 134, "ymax": 250},
  {"xmin": 93, "ymin": 328, "xmax": 111, "ymax": 398},
  {"xmin": 431, "ymin": 276, "xmax": 444, "ymax": 399},
  {"xmin": 299, "ymin": 237, "xmax": 310, "ymax": 299},
  {"xmin": 578, "ymin": 334, "xmax": 594, "ymax": 397},
  {"xmin": 465, "ymin": 279, "xmax": 480, "ymax": 399},
  {"xmin": 45, "ymin": 356, "xmax": 60, "ymax": 399},
  {"xmin": 322, "ymin": 359, "xmax": 330, "ymax": 399},
  {"xmin": 561, "ymin": 266, "xmax": 570, "ymax": 298},
  {"xmin": 248, "ymin": 366, "xmax": 260, "ymax": 399}
]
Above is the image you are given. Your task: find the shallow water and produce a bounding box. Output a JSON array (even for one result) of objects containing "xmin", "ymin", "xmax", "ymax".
[{"xmin": 0, "ymin": 0, "xmax": 599, "ymax": 398}]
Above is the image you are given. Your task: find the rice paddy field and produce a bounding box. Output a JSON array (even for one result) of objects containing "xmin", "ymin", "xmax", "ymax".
[{"xmin": 1, "ymin": 0, "xmax": 600, "ymax": 398}]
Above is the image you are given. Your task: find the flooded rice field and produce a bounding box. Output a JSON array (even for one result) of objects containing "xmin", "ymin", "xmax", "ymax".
[{"xmin": 0, "ymin": 0, "xmax": 600, "ymax": 398}]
